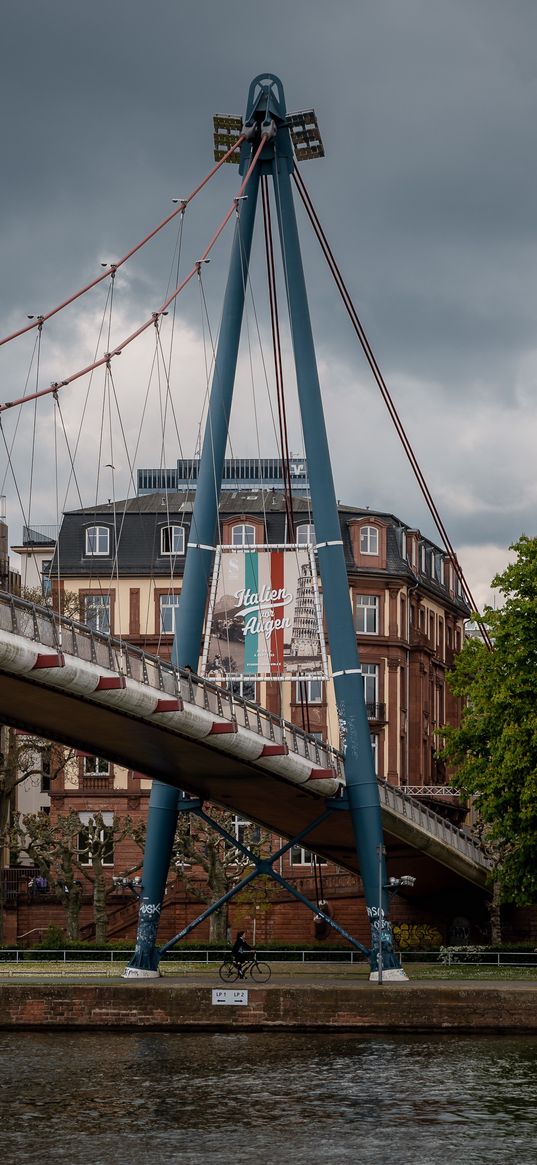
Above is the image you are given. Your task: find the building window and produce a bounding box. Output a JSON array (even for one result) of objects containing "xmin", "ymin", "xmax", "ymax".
[
  {"xmin": 360, "ymin": 525, "xmax": 379, "ymax": 555},
  {"xmin": 296, "ymin": 523, "xmax": 315, "ymax": 546},
  {"xmin": 41, "ymin": 560, "xmax": 52, "ymax": 598},
  {"xmin": 160, "ymin": 525, "xmax": 185, "ymax": 556},
  {"xmin": 232, "ymin": 523, "xmax": 256, "ymax": 547},
  {"xmin": 78, "ymin": 815, "xmax": 114, "ymax": 867},
  {"xmin": 160, "ymin": 594, "xmax": 181, "ymax": 634},
  {"xmin": 435, "ymin": 554, "xmax": 445, "ymax": 585},
  {"xmin": 83, "ymin": 756, "xmax": 110, "ymax": 777},
  {"xmin": 290, "ymin": 846, "xmax": 327, "ymax": 866},
  {"xmin": 233, "ymin": 816, "xmax": 261, "ymax": 847},
  {"xmin": 295, "ymin": 678, "xmax": 323, "ymax": 704},
  {"xmin": 370, "ymin": 734, "xmax": 378, "ymax": 774},
  {"xmin": 230, "ymin": 679, "xmax": 257, "ymax": 702},
  {"xmin": 85, "ymin": 526, "xmax": 110, "ymax": 556},
  {"xmin": 361, "ymin": 663, "xmax": 378, "ymax": 715},
  {"xmin": 84, "ymin": 594, "xmax": 111, "ymax": 634},
  {"xmin": 355, "ymin": 594, "xmax": 379, "ymax": 634}
]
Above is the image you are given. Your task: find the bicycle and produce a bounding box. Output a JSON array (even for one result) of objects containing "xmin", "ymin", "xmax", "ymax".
[{"xmin": 218, "ymin": 954, "xmax": 271, "ymax": 984}]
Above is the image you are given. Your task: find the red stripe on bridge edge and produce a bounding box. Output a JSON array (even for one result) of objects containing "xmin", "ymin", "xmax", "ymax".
[
  {"xmin": 32, "ymin": 653, "xmax": 65, "ymax": 669},
  {"xmin": 208, "ymin": 720, "xmax": 237, "ymax": 735},
  {"xmin": 152, "ymin": 698, "xmax": 184, "ymax": 713}
]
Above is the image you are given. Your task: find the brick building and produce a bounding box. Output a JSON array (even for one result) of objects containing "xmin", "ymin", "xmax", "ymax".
[{"xmin": 9, "ymin": 480, "xmax": 470, "ymax": 945}]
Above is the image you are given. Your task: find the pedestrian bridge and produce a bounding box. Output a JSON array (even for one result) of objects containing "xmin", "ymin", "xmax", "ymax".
[{"xmin": 0, "ymin": 592, "xmax": 490, "ymax": 896}]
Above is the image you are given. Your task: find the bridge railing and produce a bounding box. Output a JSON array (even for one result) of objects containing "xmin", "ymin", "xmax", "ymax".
[
  {"xmin": 0, "ymin": 591, "xmax": 487, "ymax": 862},
  {"xmin": 0, "ymin": 591, "xmax": 345, "ymax": 780},
  {"xmin": 378, "ymin": 779, "xmax": 488, "ymax": 867}
]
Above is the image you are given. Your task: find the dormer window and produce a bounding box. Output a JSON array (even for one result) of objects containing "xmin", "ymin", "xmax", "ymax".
[
  {"xmin": 232, "ymin": 523, "xmax": 256, "ymax": 547},
  {"xmin": 85, "ymin": 526, "xmax": 110, "ymax": 556},
  {"xmin": 161, "ymin": 525, "xmax": 185, "ymax": 556},
  {"xmin": 296, "ymin": 523, "xmax": 315, "ymax": 546},
  {"xmin": 360, "ymin": 525, "xmax": 379, "ymax": 555}
]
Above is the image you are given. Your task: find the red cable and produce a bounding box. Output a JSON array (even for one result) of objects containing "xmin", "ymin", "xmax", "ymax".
[
  {"xmin": 292, "ymin": 167, "xmax": 492, "ymax": 649},
  {"xmin": 0, "ymin": 136, "xmax": 245, "ymax": 349},
  {"xmin": 0, "ymin": 137, "xmax": 267, "ymax": 416}
]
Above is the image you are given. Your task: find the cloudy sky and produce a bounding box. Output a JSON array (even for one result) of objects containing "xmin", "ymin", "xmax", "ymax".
[{"xmin": 2, "ymin": 0, "xmax": 537, "ymax": 606}]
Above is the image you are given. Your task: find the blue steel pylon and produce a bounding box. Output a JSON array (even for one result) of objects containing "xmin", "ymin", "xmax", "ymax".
[{"xmin": 125, "ymin": 73, "xmax": 403, "ymax": 981}]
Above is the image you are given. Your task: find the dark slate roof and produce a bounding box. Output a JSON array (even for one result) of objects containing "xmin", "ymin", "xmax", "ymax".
[{"xmin": 52, "ymin": 490, "xmax": 469, "ymax": 614}]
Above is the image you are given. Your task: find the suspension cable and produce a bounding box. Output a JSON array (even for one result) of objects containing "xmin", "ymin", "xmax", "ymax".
[
  {"xmin": 0, "ymin": 135, "xmax": 268, "ymax": 418},
  {"xmin": 0, "ymin": 134, "xmax": 246, "ymax": 348},
  {"xmin": 292, "ymin": 167, "xmax": 492, "ymax": 650}
]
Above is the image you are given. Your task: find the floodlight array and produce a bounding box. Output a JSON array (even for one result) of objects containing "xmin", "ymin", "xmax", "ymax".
[
  {"xmin": 213, "ymin": 114, "xmax": 242, "ymax": 163},
  {"xmin": 288, "ymin": 110, "xmax": 325, "ymax": 160}
]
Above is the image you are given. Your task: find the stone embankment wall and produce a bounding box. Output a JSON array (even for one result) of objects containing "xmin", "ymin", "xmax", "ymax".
[{"xmin": 2, "ymin": 982, "xmax": 537, "ymax": 1032}]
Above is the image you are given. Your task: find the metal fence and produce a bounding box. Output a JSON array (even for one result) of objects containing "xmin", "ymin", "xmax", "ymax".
[{"xmin": 1, "ymin": 948, "xmax": 537, "ymax": 967}]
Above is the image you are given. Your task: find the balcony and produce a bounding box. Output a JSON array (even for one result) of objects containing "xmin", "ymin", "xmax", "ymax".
[
  {"xmin": 365, "ymin": 702, "xmax": 386, "ymax": 722},
  {"xmin": 81, "ymin": 776, "xmax": 113, "ymax": 792}
]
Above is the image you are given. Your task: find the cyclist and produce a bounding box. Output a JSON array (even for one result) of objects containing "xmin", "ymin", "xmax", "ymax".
[{"xmin": 231, "ymin": 930, "xmax": 253, "ymax": 979}]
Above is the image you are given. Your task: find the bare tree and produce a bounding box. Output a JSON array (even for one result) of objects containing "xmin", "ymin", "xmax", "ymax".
[{"xmin": 172, "ymin": 809, "xmax": 269, "ymax": 943}]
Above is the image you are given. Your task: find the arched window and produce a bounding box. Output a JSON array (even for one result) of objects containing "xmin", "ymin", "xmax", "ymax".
[
  {"xmin": 296, "ymin": 523, "xmax": 315, "ymax": 546},
  {"xmin": 160, "ymin": 525, "xmax": 185, "ymax": 556},
  {"xmin": 85, "ymin": 526, "xmax": 110, "ymax": 556},
  {"xmin": 360, "ymin": 525, "xmax": 379, "ymax": 555},
  {"xmin": 232, "ymin": 523, "xmax": 256, "ymax": 547}
]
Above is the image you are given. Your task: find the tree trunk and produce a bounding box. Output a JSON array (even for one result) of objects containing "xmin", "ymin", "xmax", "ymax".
[
  {"xmin": 209, "ymin": 904, "xmax": 229, "ymax": 943},
  {"xmin": 93, "ymin": 859, "xmax": 108, "ymax": 945},
  {"xmin": 65, "ymin": 883, "xmax": 82, "ymax": 940}
]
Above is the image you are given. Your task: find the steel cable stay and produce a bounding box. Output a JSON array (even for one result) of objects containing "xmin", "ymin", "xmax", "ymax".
[
  {"xmin": 0, "ymin": 135, "xmax": 268, "ymax": 419},
  {"xmin": 292, "ymin": 167, "xmax": 492, "ymax": 651},
  {"xmin": 0, "ymin": 133, "xmax": 246, "ymax": 349}
]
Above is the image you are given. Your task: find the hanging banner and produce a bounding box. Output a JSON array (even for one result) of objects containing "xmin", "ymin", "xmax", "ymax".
[{"xmin": 200, "ymin": 545, "xmax": 328, "ymax": 682}]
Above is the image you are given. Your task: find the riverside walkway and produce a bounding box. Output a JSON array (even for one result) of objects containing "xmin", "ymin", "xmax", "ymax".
[{"xmin": 2, "ymin": 968, "xmax": 537, "ymax": 1033}]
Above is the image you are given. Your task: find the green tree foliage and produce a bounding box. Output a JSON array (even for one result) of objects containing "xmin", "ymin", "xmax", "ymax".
[{"xmin": 442, "ymin": 536, "xmax": 537, "ymax": 903}]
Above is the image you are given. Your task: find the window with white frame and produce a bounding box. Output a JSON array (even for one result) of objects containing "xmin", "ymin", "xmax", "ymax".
[
  {"xmin": 360, "ymin": 525, "xmax": 379, "ymax": 555},
  {"xmin": 84, "ymin": 594, "xmax": 111, "ymax": 634},
  {"xmin": 370, "ymin": 733, "xmax": 378, "ymax": 774},
  {"xmin": 290, "ymin": 846, "xmax": 327, "ymax": 866},
  {"xmin": 85, "ymin": 525, "xmax": 110, "ymax": 556},
  {"xmin": 296, "ymin": 523, "xmax": 315, "ymax": 546},
  {"xmin": 361, "ymin": 663, "xmax": 378, "ymax": 714},
  {"xmin": 78, "ymin": 813, "xmax": 114, "ymax": 866},
  {"xmin": 83, "ymin": 756, "xmax": 110, "ymax": 777},
  {"xmin": 355, "ymin": 594, "xmax": 379, "ymax": 634},
  {"xmin": 230, "ymin": 678, "xmax": 256, "ymax": 702},
  {"xmin": 232, "ymin": 815, "xmax": 261, "ymax": 847},
  {"xmin": 160, "ymin": 525, "xmax": 185, "ymax": 556},
  {"xmin": 232, "ymin": 523, "xmax": 256, "ymax": 547},
  {"xmin": 435, "ymin": 554, "xmax": 445, "ymax": 585},
  {"xmin": 160, "ymin": 594, "xmax": 181, "ymax": 634},
  {"xmin": 295, "ymin": 677, "xmax": 323, "ymax": 704}
]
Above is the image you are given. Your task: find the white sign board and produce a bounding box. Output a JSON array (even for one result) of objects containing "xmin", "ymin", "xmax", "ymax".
[{"xmin": 212, "ymin": 989, "xmax": 249, "ymax": 1006}]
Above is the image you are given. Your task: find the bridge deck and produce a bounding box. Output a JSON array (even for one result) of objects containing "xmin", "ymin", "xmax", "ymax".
[{"xmin": 0, "ymin": 594, "xmax": 490, "ymax": 892}]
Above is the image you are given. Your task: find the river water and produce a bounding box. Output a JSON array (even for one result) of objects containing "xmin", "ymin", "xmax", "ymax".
[{"xmin": 2, "ymin": 1030, "xmax": 537, "ymax": 1164}]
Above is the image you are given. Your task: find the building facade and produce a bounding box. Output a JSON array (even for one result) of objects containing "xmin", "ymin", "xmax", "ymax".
[{"xmin": 8, "ymin": 487, "xmax": 471, "ymax": 945}]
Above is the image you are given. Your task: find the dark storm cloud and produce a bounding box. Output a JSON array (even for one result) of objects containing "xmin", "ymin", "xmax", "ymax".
[{"xmin": 2, "ymin": 0, "xmax": 537, "ymax": 599}]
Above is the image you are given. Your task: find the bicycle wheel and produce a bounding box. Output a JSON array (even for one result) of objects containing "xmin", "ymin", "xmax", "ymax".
[
  {"xmin": 250, "ymin": 960, "xmax": 271, "ymax": 983},
  {"xmin": 219, "ymin": 960, "xmax": 239, "ymax": 983}
]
